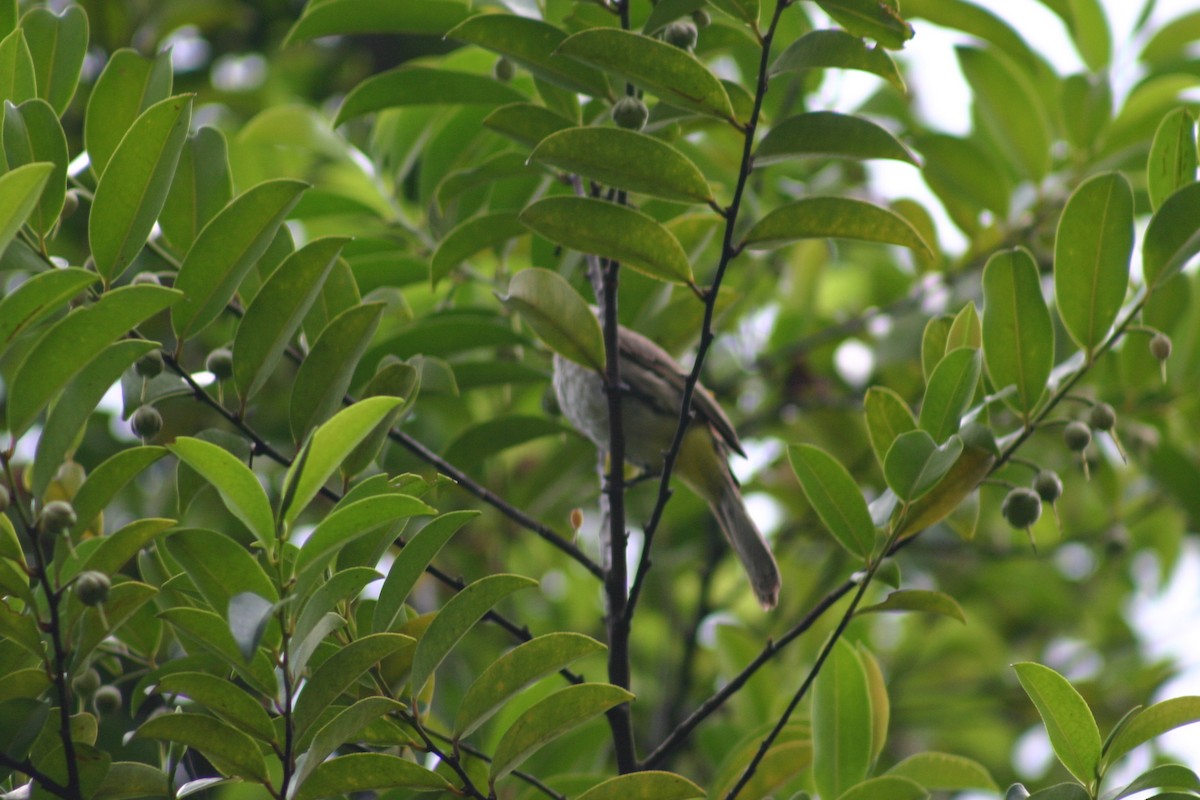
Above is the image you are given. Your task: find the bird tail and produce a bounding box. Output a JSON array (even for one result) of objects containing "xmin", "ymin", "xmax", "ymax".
[{"xmin": 710, "ymin": 477, "xmax": 782, "ymax": 610}]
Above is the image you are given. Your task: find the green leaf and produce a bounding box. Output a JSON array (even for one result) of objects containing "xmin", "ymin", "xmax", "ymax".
[
  {"xmin": 430, "ymin": 212, "xmax": 526, "ymax": 287},
  {"xmin": 740, "ymin": 197, "xmax": 931, "ymax": 256},
  {"xmin": 755, "ymin": 111, "xmax": 917, "ymax": 167},
  {"xmin": 93, "ymin": 762, "xmax": 170, "ymax": 800},
  {"xmin": 293, "ymin": 697, "xmax": 407, "ymax": 790},
  {"xmin": 446, "ymin": 14, "xmax": 610, "ymax": 97},
  {"xmin": 813, "ymin": 2, "xmax": 914, "ymax": 48},
  {"xmin": 1148, "ymin": 108, "xmax": 1198, "ymax": 212},
  {"xmin": 556, "ymin": 28, "xmax": 735, "ymax": 121},
  {"xmin": 500, "ymin": 267, "xmax": 605, "ymax": 372},
  {"xmin": 788, "ymin": 444, "xmax": 875, "ymax": 558},
  {"xmin": 133, "ymin": 713, "xmax": 269, "ymax": 783},
  {"xmin": 836, "ymin": 776, "xmax": 927, "ymax": 800},
  {"xmin": 921, "ymin": 316, "xmax": 952, "ymax": 382},
  {"xmin": 78, "ymin": 517, "xmax": 173, "ymax": 578},
  {"xmin": 1061, "ymin": 73, "xmax": 1113, "ymax": 153},
  {"xmin": 21, "ymin": 4, "xmax": 87, "ymax": 115},
  {"xmin": 482, "ymin": 102, "xmax": 575, "ymax": 148},
  {"xmin": 1107, "ymin": 764, "xmax": 1200, "ymax": 799},
  {"xmin": 857, "ymin": 589, "xmax": 967, "ymax": 623},
  {"xmin": 167, "ymin": 439, "xmax": 277, "ymax": 553},
  {"xmin": 1013, "ymin": 662, "xmax": 1102, "ymax": 785},
  {"xmin": 84, "ymin": 48, "xmax": 173, "ymax": 179},
  {"xmin": 1140, "ymin": 9, "xmax": 1200, "ymax": 65},
  {"xmin": 165, "ymin": 528, "xmax": 279, "ymax": 615},
  {"xmin": 335, "ymin": 66, "xmax": 526, "ymax": 126},
  {"xmin": 372, "ymin": 510, "xmax": 478, "ymax": 633},
  {"xmin": 521, "ymin": 196, "xmax": 694, "ymax": 284},
  {"xmin": 916, "ymin": 133, "xmax": 1011, "ymax": 222},
  {"xmin": 1067, "ymin": 0, "xmax": 1112, "ymax": 71},
  {"xmin": 68, "ymin": 447, "xmax": 168, "ymax": 540},
  {"xmin": 411, "ymin": 574, "xmax": 538, "ymax": 700},
  {"xmin": 443, "ymin": 416, "xmax": 571, "ymax": 470},
  {"xmin": 1143, "ymin": 181, "xmax": 1200, "ymax": 289},
  {"xmin": 171, "ymin": 178, "xmax": 308, "ymax": 342},
  {"xmin": 0, "ymin": 267, "xmax": 96, "ymax": 349},
  {"xmin": 285, "ymin": 0, "xmax": 470, "ymax": 43},
  {"xmin": 887, "ymin": 752, "xmax": 997, "ymax": 791},
  {"xmin": 454, "ymin": 632, "xmax": 606, "ymax": 739},
  {"xmin": 2, "ymin": 99, "xmax": 67, "ymax": 236},
  {"xmin": 946, "ymin": 302, "xmax": 982, "ymax": 352},
  {"xmin": 0, "ymin": 161, "xmax": 52, "ymax": 259},
  {"xmin": 0, "ymin": 513, "xmax": 21, "ymax": 566},
  {"xmin": 858, "ymin": 644, "xmax": 890, "ymax": 762},
  {"xmin": 770, "ymin": 28, "xmax": 904, "ymax": 91},
  {"xmin": 288, "ymin": 303, "xmax": 386, "ymax": 442},
  {"xmin": 159, "ymin": 127, "xmax": 234, "ymax": 254},
  {"xmin": 490, "ymin": 683, "xmax": 634, "ymax": 783},
  {"xmin": 812, "ymin": 639, "xmax": 873, "ymax": 800},
  {"xmin": 159, "ymin": 608, "xmax": 278, "ymax": 696},
  {"xmin": 295, "ymin": 494, "xmax": 435, "ymax": 579},
  {"xmin": 918, "ymin": 348, "xmax": 982, "ymax": 443},
  {"xmin": 339, "ymin": 362, "xmax": 421, "ymax": 481},
  {"xmin": 0, "ymin": 601, "xmax": 44, "ymax": 658},
  {"xmin": 88, "ymin": 96, "xmax": 193, "ymax": 283},
  {"xmin": 31, "ymin": 339, "xmax": 157, "ymax": 499},
  {"xmin": 6, "ymin": 284, "xmax": 180, "ymax": 438},
  {"xmin": 294, "ymin": 753, "xmax": 450, "ymax": 800},
  {"xmin": 531, "ymin": 127, "xmax": 714, "ymax": 203},
  {"xmin": 228, "ymin": 592, "xmax": 274, "ymax": 662},
  {"xmin": 644, "ymin": 0, "xmax": 708, "ymax": 35},
  {"xmin": 0, "ymin": 699, "xmax": 48, "ymax": 762},
  {"xmin": 956, "ymin": 46, "xmax": 1051, "ymax": 180},
  {"xmin": 293, "ymin": 567, "xmax": 378, "ymax": 656},
  {"xmin": 884, "ymin": 431, "xmax": 963, "ymax": 503},
  {"xmin": 895, "ymin": 425, "xmax": 994, "ymax": 539},
  {"xmin": 577, "ymin": 772, "xmax": 705, "ymax": 800},
  {"xmin": 155, "ymin": 672, "xmax": 276, "ymax": 742},
  {"xmin": 1105, "ymin": 696, "xmax": 1200, "ymax": 764},
  {"xmin": 291, "ymin": 633, "xmax": 416, "ymax": 737},
  {"xmin": 71, "ymin": 581, "xmax": 158, "ymax": 666},
  {"xmin": 981, "ymin": 248, "xmax": 1054, "ymax": 417},
  {"xmin": 234, "ymin": 236, "xmax": 347, "ymax": 402},
  {"xmin": 0, "ymin": 28, "xmax": 36, "ymax": 107},
  {"xmin": 1053, "ymin": 172, "xmax": 1133, "ymax": 356}
]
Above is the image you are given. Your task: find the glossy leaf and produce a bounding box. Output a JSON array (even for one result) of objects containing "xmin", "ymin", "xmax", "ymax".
[
  {"xmin": 770, "ymin": 28, "xmax": 905, "ymax": 91},
  {"xmin": 454, "ymin": 632, "xmax": 606, "ymax": 739},
  {"xmin": 171, "ymin": 179, "xmax": 307, "ymax": 342},
  {"xmin": 84, "ymin": 48, "xmax": 173, "ymax": 179},
  {"xmin": 0, "ymin": 161, "xmax": 52, "ymax": 259},
  {"xmin": 884, "ymin": 431, "xmax": 963, "ymax": 503},
  {"xmin": 531, "ymin": 127, "xmax": 714, "ymax": 203},
  {"xmin": 291, "ymin": 633, "xmax": 416, "ymax": 736},
  {"xmin": 887, "ymin": 752, "xmax": 997, "ymax": 791},
  {"xmin": 813, "ymin": 639, "xmax": 873, "ymax": 800},
  {"xmin": 740, "ymin": 197, "xmax": 932, "ymax": 256},
  {"xmin": 918, "ymin": 347, "xmax": 982, "ymax": 443},
  {"xmin": 373, "ymin": 510, "xmax": 478, "ymax": 633},
  {"xmin": 89, "ymin": 96, "xmax": 192, "ymax": 283},
  {"xmin": 788, "ymin": 444, "xmax": 875, "ymax": 558},
  {"xmin": 285, "ymin": 0, "xmax": 470, "ymax": 42},
  {"xmin": 6, "ymin": 284, "xmax": 180, "ymax": 438},
  {"xmin": 520, "ymin": 196, "xmax": 694, "ymax": 285},
  {"xmin": 1054, "ymin": 172, "xmax": 1133, "ymax": 356},
  {"xmin": 1148, "ymin": 108, "xmax": 1198, "ymax": 211},
  {"xmin": 1105, "ymin": 696, "xmax": 1200, "ymax": 764},
  {"xmin": 154, "ymin": 672, "xmax": 275, "ymax": 742},
  {"xmin": 133, "ymin": 713, "xmax": 269, "ymax": 783},
  {"xmin": 1143, "ymin": 180, "xmax": 1200, "ymax": 289},
  {"xmin": 500, "ymin": 267, "xmax": 605, "ymax": 372},
  {"xmin": 482, "ymin": 102, "xmax": 575, "ymax": 148},
  {"xmin": 159, "ymin": 127, "xmax": 234, "ymax": 253},
  {"xmin": 411, "ymin": 574, "xmax": 538, "ymax": 699},
  {"xmin": 1013, "ymin": 662, "xmax": 1102, "ymax": 784},
  {"xmin": 982, "ymin": 248, "xmax": 1054, "ymax": 416},
  {"xmin": 430, "ymin": 212, "xmax": 526, "ymax": 287},
  {"xmin": 490, "ymin": 683, "xmax": 634, "ymax": 783},
  {"xmin": 167, "ymin": 439, "xmax": 277, "ymax": 552},
  {"xmin": 447, "ymin": 14, "xmax": 610, "ymax": 97},
  {"xmin": 295, "ymin": 493, "xmax": 435, "ymax": 579},
  {"xmin": 288, "ymin": 303, "xmax": 386, "ymax": 442},
  {"xmin": 234, "ymin": 237, "xmax": 347, "ymax": 402},
  {"xmin": 0, "ymin": 28, "xmax": 36, "ymax": 106},
  {"xmin": 294, "ymin": 753, "xmax": 450, "ymax": 800},
  {"xmin": 755, "ymin": 111, "xmax": 917, "ymax": 167},
  {"xmin": 2, "ymin": 99, "xmax": 67, "ymax": 236},
  {"xmin": 857, "ymin": 589, "xmax": 967, "ymax": 623},
  {"xmin": 21, "ymin": 4, "xmax": 87, "ymax": 114},
  {"xmin": 336, "ymin": 66, "xmax": 526, "ymax": 126},
  {"xmin": 556, "ymin": 28, "xmax": 735, "ymax": 121}
]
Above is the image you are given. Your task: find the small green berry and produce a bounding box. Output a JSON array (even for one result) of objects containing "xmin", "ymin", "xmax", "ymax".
[
  {"xmin": 206, "ymin": 348, "xmax": 234, "ymax": 381},
  {"xmin": 611, "ymin": 96, "xmax": 649, "ymax": 131},
  {"xmin": 1089, "ymin": 402, "xmax": 1116, "ymax": 431},
  {"xmin": 93, "ymin": 685, "xmax": 122, "ymax": 716},
  {"xmin": 1063, "ymin": 421, "xmax": 1092, "ymax": 453},
  {"xmin": 492, "ymin": 57, "xmax": 516, "ymax": 82},
  {"xmin": 1150, "ymin": 332, "xmax": 1172, "ymax": 361},
  {"xmin": 131, "ymin": 405, "xmax": 163, "ymax": 441},
  {"xmin": 72, "ymin": 668, "xmax": 102, "ymax": 697},
  {"xmin": 76, "ymin": 571, "xmax": 111, "ymax": 606},
  {"xmin": 40, "ymin": 500, "xmax": 77, "ymax": 534},
  {"xmin": 663, "ymin": 20, "xmax": 698, "ymax": 50},
  {"xmin": 131, "ymin": 271, "xmax": 161, "ymax": 286},
  {"xmin": 1001, "ymin": 487, "xmax": 1042, "ymax": 529},
  {"xmin": 691, "ymin": 9, "xmax": 711, "ymax": 27},
  {"xmin": 1032, "ymin": 469, "xmax": 1063, "ymax": 504},
  {"xmin": 135, "ymin": 350, "xmax": 164, "ymax": 378}
]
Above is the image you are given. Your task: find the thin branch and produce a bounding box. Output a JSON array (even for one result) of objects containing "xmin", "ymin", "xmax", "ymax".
[{"xmin": 0, "ymin": 751, "xmax": 72, "ymax": 798}]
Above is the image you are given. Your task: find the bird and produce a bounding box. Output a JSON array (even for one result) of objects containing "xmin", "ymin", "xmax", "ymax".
[{"xmin": 552, "ymin": 324, "xmax": 781, "ymax": 609}]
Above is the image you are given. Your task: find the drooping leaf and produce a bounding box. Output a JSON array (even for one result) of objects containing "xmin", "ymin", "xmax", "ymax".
[
  {"xmin": 857, "ymin": 589, "xmax": 967, "ymax": 623},
  {"xmin": 154, "ymin": 672, "xmax": 276, "ymax": 742},
  {"xmin": 500, "ymin": 267, "xmax": 605, "ymax": 372},
  {"xmin": 88, "ymin": 96, "xmax": 192, "ymax": 283},
  {"xmin": 883, "ymin": 431, "xmax": 963, "ymax": 503},
  {"xmin": 84, "ymin": 48, "xmax": 173, "ymax": 179},
  {"xmin": 755, "ymin": 112, "xmax": 917, "ymax": 167},
  {"xmin": 788, "ymin": 444, "xmax": 875, "ymax": 558},
  {"xmin": 335, "ymin": 66, "xmax": 527, "ymax": 126},
  {"xmin": 741, "ymin": 197, "xmax": 932, "ymax": 256},
  {"xmin": 133, "ymin": 714, "xmax": 269, "ymax": 783},
  {"xmin": 1013, "ymin": 662, "xmax": 1102, "ymax": 785},
  {"xmin": 981, "ymin": 248, "xmax": 1054, "ymax": 417},
  {"xmin": 372, "ymin": 510, "xmax": 478, "ymax": 634},
  {"xmin": 21, "ymin": 4, "xmax": 87, "ymax": 114},
  {"xmin": 167, "ymin": 439, "xmax": 277, "ymax": 553},
  {"xmin": 812, "ymin": 639, "xmax": 873, "ymax": 800},
  {"xmin": 285, "ymin": 0, "xmax": 470, "ymax": 43},
  {"xmin": 918, "ymin": 347, "xmax": 982, "ymax": 443}
]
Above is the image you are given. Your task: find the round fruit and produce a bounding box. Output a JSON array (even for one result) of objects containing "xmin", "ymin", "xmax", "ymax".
[
  {"xmin": 1063, "ymin": 421, "xmax": 1092, "ymax": 452},
  {"xmin": 40, "ymin": 500, "xmax": 77, "ymax": 534},
  {"xmin": 131, "ymin": 271, "xmax": 161, "ymax": 286},
  {"xmin": 692, "ymin": 9, "xmax": 711, "ymax": 27},
  {"xmin": 1088, "ymin": 402, "xmax": 1116, "ymax": 431},
  {"xmin": 611, "ymin": 96, "xmax": 649, "ymax": 131},
  {"xmin": 55, "ymin": 461, "xmax": 86, "ymax": 496},
  {"xmin": 493, "ymin": 57, "xmax": 516, "ymax": 81},
  {"xmin": 663, "ymin": 20, "xmax": 698, "ymax": 50},
  {"xmin": 135, "ymin": 350, "xmax": 164, "ymax": 378},
  {"xmin": 72, "ymin": 668, "xmax": 102, "ymax": 696},
  {"xmin": 1032, "ymin": 469, "xmax": 1063, "ymax": 503},
  {"xmin": 1001, "ymin": 487, "xmax": 1042, "ymax": 529},
  {"xmin": 93, "ymin": 685, "xmax": 122, "ymax": 715},
  {"xmin": 76, "ymin": 571, "xmax": 111, "ymax": 606},
  {"xmin": 131, "ymin": 405, "xmax": 163, "ymax": 441},
  {"xmin": 1150, "ymin": 332, "xmax": 1172, "ymax": 361},
  {"xmin": 206, "ymin": 348, "xmax": 234, "ymax": 381}
]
